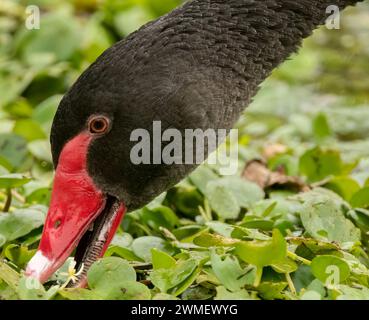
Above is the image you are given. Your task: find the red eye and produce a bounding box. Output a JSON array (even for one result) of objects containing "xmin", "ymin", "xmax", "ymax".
[{"xmin": 88, "ymin": 116, "xmax": 110, "ymax": 135}]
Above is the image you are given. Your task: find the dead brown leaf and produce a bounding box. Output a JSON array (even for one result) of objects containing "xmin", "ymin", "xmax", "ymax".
[{"xmin": 242, "ymin": 159, "xmax": 310, "ymax": 192}]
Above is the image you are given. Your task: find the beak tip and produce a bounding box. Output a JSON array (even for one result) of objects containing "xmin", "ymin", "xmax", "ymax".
[{"xmin": 25, "ymin": 251, "xmax": 54, "ymax": 283}]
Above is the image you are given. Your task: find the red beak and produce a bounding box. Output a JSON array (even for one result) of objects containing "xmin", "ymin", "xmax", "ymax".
[{"xmin": 26, "ymin": 133, "xmax": 125, "ymax": 284}]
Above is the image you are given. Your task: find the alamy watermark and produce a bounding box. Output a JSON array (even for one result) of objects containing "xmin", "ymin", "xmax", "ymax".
[
  {"xmin": 24, "ymin": 4, "xmax": 343, "ymax": 31},
  {"xmin": 130, "ymin": 121, "xmax": 239, "ymax": 176},
  {"xmin": 25, "ymin": 5, "xmax": 40, "ymax": 30},
  {"xmin": 326, "ymin": 5, "xmax": 341, "ymax": 29},
  {"xmin": 325, "ymin": 265, "xmax": 341, "ymax": 288}
]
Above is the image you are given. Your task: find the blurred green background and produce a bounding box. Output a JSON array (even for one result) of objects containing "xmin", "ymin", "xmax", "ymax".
[{"xmin": 1, "ymin": 0, "xmax": 369, "ymax": 300}]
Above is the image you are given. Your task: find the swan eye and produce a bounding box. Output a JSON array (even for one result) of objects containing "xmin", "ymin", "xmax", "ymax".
[{"xmin": 88, "ymin": 115, "xmax": 111, "ymax": 135}]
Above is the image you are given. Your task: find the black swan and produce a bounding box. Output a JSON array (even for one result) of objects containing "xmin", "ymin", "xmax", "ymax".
[{"xmin": 25, "ymin": 0, "xmax": 364, "ymax": 287}]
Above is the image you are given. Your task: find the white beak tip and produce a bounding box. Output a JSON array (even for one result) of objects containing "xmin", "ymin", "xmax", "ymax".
[{"xmin": 25, "ymin": 251, "xmax": 53, "ymax": 283}]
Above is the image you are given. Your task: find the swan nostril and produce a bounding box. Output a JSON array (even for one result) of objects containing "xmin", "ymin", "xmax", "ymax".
[{"xmin": 54, "ymin": 220, "xmax": 61, "ymax": 229}]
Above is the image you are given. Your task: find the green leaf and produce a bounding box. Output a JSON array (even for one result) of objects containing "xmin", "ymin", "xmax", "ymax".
[
  {"xmin": 0, "ymin": 133, "xmax": 28, "ymax": 171},
  {"xmin": 88, "ymin": 257, "xmax": 136, "ymax": 289},
  {"xmin": 146, "ymin": 192, "xmax": 167, "ymax": 210},
  {"xmin": 0, "ymin": 280, "xmax": 19, "ymax": 300},
  {"xmin": 306, "ymin": 279, "xmax": 326, "ymax": 298},
  {"xmin": 0, "ymin": 68, "xmax": 35, "ymax": 108},
  {"xmin": 324, "ymin": 176, "xmax": 360, "ymax": 201},
  {"xmin": 87, "ymin": 257, "xmax": 151, "ymax": 300},
  {"xmin": 148, "ymin": 0, "xmax": 182, "ymax": 16},
  {"xmin": 313, "ymin": 113, "xmax": 332, "ymax": 141},
  {"xmin": 4, "ymin": 244, "xmax": 36, "ymax": 269},
  {"xmin": 170, "ymin": 187, "xmax": 203, "ymax": 218},
  {"xmin": 26, "ymin": 187, "xmax": 51, "ymax": 205},
  {"xmin": 59, "ymin": 288, "xmax": 102, "ymax": 300},
  {"xmin": 140, "ymin": 206, "xmax": 179, "ymax": 231},
  {"xmin": 214, "ymin": 286, "xmax": 251, "ymax": 300},
  {"xmin": 111, "ymin": 233, "xmax": 133, "ymax": 248},
  {"xmin": 152, "ymin": 293, "xmax": 179, "ymax": 300},
  {"xmin": 292, "ymin": 265, "xmax": 315, "ymax": 293},
  {"xmin": 347, "ymin": 209, "xmax": 369, "ymax": 233},
  {"xmin": 180, "ymin": 285, "xmax": 214, "ymax": 300},
  {"xmin": 0, "ymin": 205, "xmax": 47, "ymax": 245},
  {"xmin": 350, "ymin": 187, "xmax": 369, "ymax": 209},
  {"xmin": 290, "ymin": 237, "xmax": 339, "ymax": 254},
  {"xmin": 151, "ymin": 248, "xmax": 176, "ymax": 270},
  {"xmin": 14, "ymin": 11, "xmax": 81, "ymax": 63},
  {"xmin": 251, "ymin": 198, "xmax": 297, "ymax": 220},
  {"xmin": 206, "ymin": 180, "xmax": 240, "ymax": 219},
  {"xmin": 257, "ymin": 281, "xmax": 288, "ymax": 300},
  {"xmin": 5, "ymin": 98, "xmax": 33, "ymax": 118},
  {"xmin": 104, "ymin": 246, "xmax": 143, "ymax": 262},
  {"xmin": 131, "ymin": 236, "xmax": 171, "ymax": 262},
  {"xmin": 28, "ymin": 140, "xmax": 52, "ymax": 163},
  {"xmin": 206, "ymin": 221, "xmax": 234, "ymax": 237},
  {"xmin": 18, "ymin": 277, "xmax": 58, "ymax": 300},
  {"xmin": 336, "ymin": 285, "xmax": 369, "ymax": 300},
  {"xmin": 189, "ymin": 165, "xmax": 218, "ymax": 194},
  {"xmin": 0, "ymin": 260, "xmax": 20, "ymax": 290},
  {"xmin": 193, "ymin": 232, "xmax": 239, "ymax": 247},
  {"xmin": 241, "ymin": 218, "xmax": 274, "ymax": 231},
  {"xmin": 365, "ymin": 178, "xmax": 369, "ymax": 187},
  {"xmin": 0, "ymin": 174, "xmax": 31, "ymax": 189},
  {"xmin": 213, "ymin": 176, "xmax": 265, "ymax": 208},
  {"xmin": 113, "ymin": 281, "xmax": 151, "ymax": 300},
  {"xmin": 32, "ymin": 95, "xmax": 61, "ymax": 133},
  {"xmin": 299, "ymin": 194, "xmax": 361, "ymax": 245},
  {"xmin": 13, "ymin": 119, "xmax": 46, "ymax": 142},
  {"xmin": 234, "ymin": 229, "xmax": 287, "ymax": 267},
  {"xmin": 311, "ymin": 255, "xmax": 350, "ymax": 285},
  {"xmin": 173, "ymin": 225, "xmax": 206, "ymax": 241},
  {"xmin": 271, "ymin": 258, "xmax": 298, "ymax": 274},
  {"xmin": 299, "ymin": 147, "xmax": 343, "ymax": 182},
  {"xmin": 231, "ymin": 225, "xmax": 271, "ymax": 241},
  {"xmin": 113, "ymin": 6, "xmax": 154, "ymax": 36},
  {"xmin": 81, "ymin": 15, "xmax": 113, "ymax": 63},
  {"xmin": 150, "ymin": 259, "xmax": 197, "ymax": 294},
  {"xmin": 211, "ymin": 250, "xmax": 254, "ymax": 292},
  {"xmin": 173, "ymin": 264, "xmax": 202, "ymax": 296}
]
